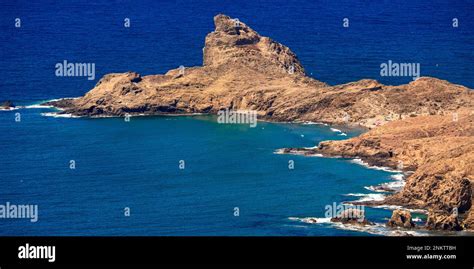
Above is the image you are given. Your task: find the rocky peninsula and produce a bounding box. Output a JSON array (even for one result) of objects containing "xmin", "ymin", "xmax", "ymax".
[{"xmin": 44, "ymin": 14, "xmax": 474, "ymax": 232}]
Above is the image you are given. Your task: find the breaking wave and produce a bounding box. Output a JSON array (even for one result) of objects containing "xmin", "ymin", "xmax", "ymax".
[
  {"xmin": 364, "ymin": 173, "xmax": 406, "ymax": 193},
  {"xmin": 344, "ymin": 193, "xmax": 386, "ymax": 202},
  {"xmin": 288, "ymin": 217, "xmax": 428, "ymax": 236},
  {"xmin": 41, "ymin": 112, "xmax": 80, "ymax": 118},
  {"xmin": 349, "ymin": 158, "xmax": 401, "ymax": 173}
]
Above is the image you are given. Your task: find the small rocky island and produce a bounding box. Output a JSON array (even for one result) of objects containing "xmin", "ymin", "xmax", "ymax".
[
  {"xmin": 0, "ymin": 100, "xmax": 15, "ymax": 110},
  {"xmin": 45, "ymin": 14, "xmax": 474, "ymax": 232}
]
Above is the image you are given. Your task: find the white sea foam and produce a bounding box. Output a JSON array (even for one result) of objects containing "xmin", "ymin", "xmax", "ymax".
[
  {"xmin": 375, "ymin": 205, "xmax": 404, "ymax": 210},
  {"xmin": 0, "ymin": 107, "xmax": 19, "ymax": 111},
  {"xmin": 364, "ymin": 173, "xmax": 406, "ymax": 193},
  {"xmin": 371, "ymin": 204, "xmax": 427, "ymax": 214},
  {"xmin": 364, "ymin": 186, "xmax": 384, "ymax": 192},
  {"xmin": 302, "ymin": 121, "xmax": 328, "ymax": 126},
  {"xmin": 344, "ymin": 193, "xmax": 386, "ymax": 202},
  {"xmin": 335, "ymin": 223, "xmax": 428, "ymax": 236},
  {"xmin": 386, "ymin": 180, "xmax": 405, "ymax": 189},
  {"xmin": 274, "ymin": 149, "xmax": 285, "ymax": 154},
  {"xmin": 303, "ymin": 145, "xmax": 318, "ymax": 149},
  {"xmin": 364, "ymin": 182, "xmax": 405, "ymax": 193},
  {"xmin": 338, "ymin": 132, "xmax": 347, "ymax": 136},
  {"xmin": 288, "ymin": 217, "xmax": 331, "ymax": 224},
  {"xmin": 7, "ymin": 97, "xmax": 80, "ymax": 111},
  {"xmin": 391, "ymin": 174, "xmax": 404, "ymax": 181},
  {"xmin": 31, "ymin": 97, "xmax": 80, "ymax": 108},
  {"xmin": 24, "ymin": 104, "xmax": 54, "ymax": 109},
  {"xmin": 350, "ymin": 158, "xmax": 368, "ymax": 166},
  {"xmin": 47, "ymin": 97, "xmax": 80, "ymax": 103},
  {"xmin": 41, "ymin": 112, "xmax": 80, "ymax": 118},
  {"xmin": 349, "ymin": 158, "xmax": 401, "ymax": 173},
  {"xmin": 332, "ymin": 222, "xmax": 426, "ymax": 236},
  {"xmin": 288, "ymin": 217, "xmax": 427, "ymax": 236},
  {"xmin": 273, "ymin": 147, "xmax": 323, "ymax": 157}
]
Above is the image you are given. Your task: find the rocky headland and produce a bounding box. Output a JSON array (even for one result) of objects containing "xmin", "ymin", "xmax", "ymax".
[
  {"xmin": 283, "ymin": 108, "xmax": 474, "ymax": 231},
  {"xmin": 44, "ymin": 14, "xmax": 474, "ymax": 233}
]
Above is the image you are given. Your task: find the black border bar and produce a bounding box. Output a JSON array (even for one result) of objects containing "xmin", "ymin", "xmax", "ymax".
[{"xmin": 0, "ymin": 236, "xmax": 473, "ymax": 266}]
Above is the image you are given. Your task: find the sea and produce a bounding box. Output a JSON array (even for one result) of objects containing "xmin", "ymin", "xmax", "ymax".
[{"xmin": 0, "ymin": 0, "xmax": 473, "ymax": 236}]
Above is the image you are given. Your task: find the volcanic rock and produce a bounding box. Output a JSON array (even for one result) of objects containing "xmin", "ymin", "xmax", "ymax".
[
  {"xmin": 387, "ymin": 209, "xmax": 415, "ymax": 228},
  {"xmin": 426, "ymin": 210, "xmax": 462, "ymax": 231},
  {"xmin": 330, "ymin": 208, "xmax": 374, "ymax": 226}
]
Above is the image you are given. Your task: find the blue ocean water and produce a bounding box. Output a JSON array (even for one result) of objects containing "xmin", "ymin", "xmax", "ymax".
[{"xmin": 0, "ymin": 0, "xmax": 472, "ymax": 235}]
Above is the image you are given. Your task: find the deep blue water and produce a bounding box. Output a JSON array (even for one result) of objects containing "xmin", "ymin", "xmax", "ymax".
[{"xmin": 0, "ymin": 0, "xmax": 472, "ymax": 235}]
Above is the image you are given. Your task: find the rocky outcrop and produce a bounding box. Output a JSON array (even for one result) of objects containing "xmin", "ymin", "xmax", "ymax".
[
  {"xmin": 461, "ymin": 209, "xmax": 474, "ymax": 230},
  {"xmin": 387, "ymin": 209, "xmax": 415, "ymax": 228},
  {"xmin": 426, "ymin": 210, "xmax": 462, "ymax": 231},
  {"xmin": 43, "ymin": 14, "xmax": 474, "ymax": 232},
  {"xmin": 330, "ymin": 209, "xmax": 374, "ymax": 226},
  {"xmin": 203, "ymin": 15, "xmax": 305, "ymax": 75},
  {"xmin": 0, "ymin": 100, "xmax": 15, "ymax": 109}
]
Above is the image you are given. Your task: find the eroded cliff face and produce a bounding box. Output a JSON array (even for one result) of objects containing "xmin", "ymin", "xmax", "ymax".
[
  {"xmin": 45, "ymin": 14, "xmax": 474, "ymax": 231},
  {"xmin": 203, "ymin": 14, "xmax": 305, "ymax": 75},
  {"xmin": 284, "ymin": 109, "xmax": 474, "ymax": 230}
]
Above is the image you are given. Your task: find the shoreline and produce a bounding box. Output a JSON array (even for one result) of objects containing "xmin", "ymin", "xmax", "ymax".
[
  {"xmin": 278, "ymin": 111, "xmax": 474, "ymax": 232},
  {"xmin": 280, "ymin": 146, "xmax": 429, "ymax": 210}
]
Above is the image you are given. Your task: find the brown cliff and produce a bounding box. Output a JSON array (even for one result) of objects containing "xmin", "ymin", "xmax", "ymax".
[{"xmin": 284, "ymin": 109, "xmax": 474, "ymax": 231}]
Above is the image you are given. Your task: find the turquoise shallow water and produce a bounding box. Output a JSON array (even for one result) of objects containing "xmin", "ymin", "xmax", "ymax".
[{"xmin": 0, "ymin": 107, "xmax": 409, "ymax": 236}]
